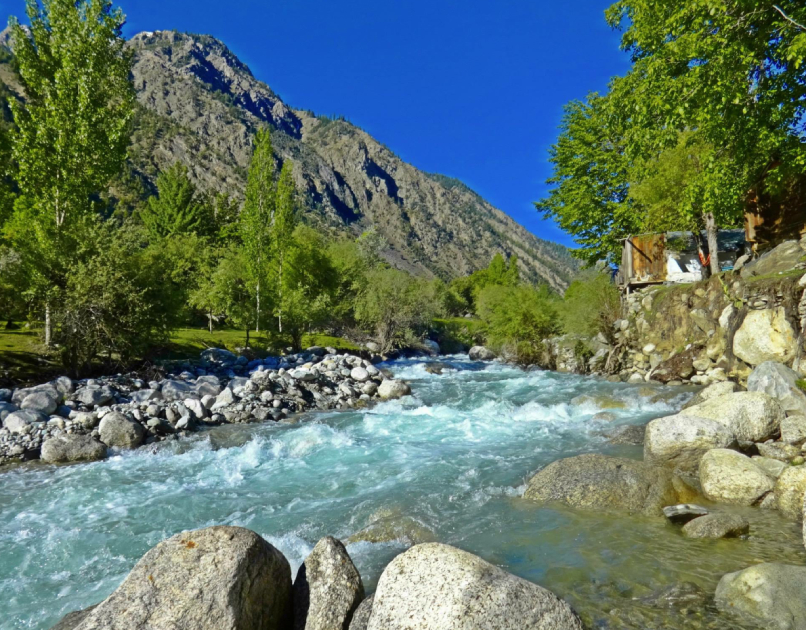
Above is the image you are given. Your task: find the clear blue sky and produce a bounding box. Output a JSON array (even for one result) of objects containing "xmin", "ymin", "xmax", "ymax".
[{"xmin": 8, "ymin": 0, "xmax": 631, "ymax": 248}]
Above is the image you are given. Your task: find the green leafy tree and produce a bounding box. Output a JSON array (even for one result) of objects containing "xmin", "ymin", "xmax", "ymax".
[
  {"xmin": 139, "ymin": 163, "xmax": 210, "ymax": 239},
  {"xmin": 7, "ymin": 0, "xmax": 134, "ymax": 345},
  {"xmin": 536, "ymin": 94, "xmax": 641, "ymax": 265},
  {"xmin": 477, "ymin": 284, "xmax": 562, "ymax": 366},
  {"xmin": 241, "ymin": 127, "xmax": 275, "ymax": 333},
  {"xmin": 273, "ymin": 161, "xmax": 297, "ymax": 333},
  {"xmin": 561, "ymin": 269, "xmax": 621, "ymax": 343}
]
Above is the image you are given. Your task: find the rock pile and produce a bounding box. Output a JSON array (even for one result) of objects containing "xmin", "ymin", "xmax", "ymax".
[
  {"xmin": 51, "ymin": 527, "xmax": 583, "ymax": 630},
  {"xmin": 1, "ymin": 347, "xmax": 412, "ymax": 467}
]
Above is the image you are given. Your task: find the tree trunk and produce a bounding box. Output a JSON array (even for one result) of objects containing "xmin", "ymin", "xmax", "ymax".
[
  {"xmin": 208, "ymin": 311, "xmax": 213, "ymax": 334},
  {"xmin": 44, "ymin": 302, "xmax": 52, "ymax": 348},
  {"xmin": 692, "ymin": 232, "xmax": 711, "ymax": 280},
  {"xmin": 705, "ymin": 212, "xmax": 720, "ymax": 276},
  {"xmin": 246, "ymin": 327, "xmax": 250, "ymax": 348},
  {"xmin": 256, "ymin": 279, "xmax": 260, "ymax": 334},
  {"xmin": 278, "ymin": 258, "xmax": 283, "ymax": 334}
]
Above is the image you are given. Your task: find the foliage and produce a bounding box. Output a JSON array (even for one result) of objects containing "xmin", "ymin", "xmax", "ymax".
[
  {"xmin": 447, "ymin": 252, "xmax": 521, "ymax": 315},
  {"xmin": 476, "ymin": 284, "xmax": 561, "ymax": 366},
  {"xmin": 240, "ymin": 127, "xmax": 276, "ymax": 331},
  {"xmin": 53, "ymin": 222, "xmax": 176, "ymax": 375},
  {"xmin": 272, "ymin": 161, "xmax": 297, "ymax": 333},
  {"xmin": 355, "ymin": 267, "xmax": 440, "ymax": 354},
  {"xmin": 138, "ymin": 163, "xmax": 210, "ymax": 238},
  {"xmin": 561, "ymin": 270, "xmax": 621, "ymax": 343}
]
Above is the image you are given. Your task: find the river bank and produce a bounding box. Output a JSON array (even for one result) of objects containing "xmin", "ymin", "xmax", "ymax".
[{"xmin": 3, "ymin": 355, "xmax": 805, "ymax": 629}]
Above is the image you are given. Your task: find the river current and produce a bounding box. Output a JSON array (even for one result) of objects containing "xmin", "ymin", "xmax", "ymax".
[{"xmin": 1, "ymin": 356, "xmax": 805, "ymax": 629}]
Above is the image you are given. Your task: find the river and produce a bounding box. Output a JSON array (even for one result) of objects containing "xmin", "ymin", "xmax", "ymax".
[{"xmin": 1, "ymin": 355, "xmax": 805, "ymax": 629}]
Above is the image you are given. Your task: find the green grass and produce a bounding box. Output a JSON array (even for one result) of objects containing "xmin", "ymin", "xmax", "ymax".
[{"xmin": 0, "ymin": 324, "xmax": 360, "ymax": 384}]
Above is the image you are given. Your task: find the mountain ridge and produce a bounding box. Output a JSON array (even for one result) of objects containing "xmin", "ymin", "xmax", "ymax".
[{"xmin": 1, "ymin": 28, "xmax": 579, "ymax": 289}]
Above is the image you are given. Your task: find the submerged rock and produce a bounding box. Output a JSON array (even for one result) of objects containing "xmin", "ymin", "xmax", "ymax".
[
  {"xmin": 699, "ymin": 449, "xmax": 775, "ymax": 506},
  {"xmin": 347, "ymin": 508, "xmax": 435, "ymax": 546},
  {"xmin": 638, "ymin": 582, "xmax": 708, "ymax": 609},
  {"xmin": 41, "ymin": 435, "xmax": 107, "ymax": 464},
  {"xmin": 681, "ymin": 513, "xmax": 750, "ymax": 539},
  {"xmin": 367, "ymin": 543, "xmax": 583, "ymax": 630},
  {"xmin": 293, "ymin": 536, "xmax": 364, "ymax": 630},
  {"xmin": 72, "ymin": 526, "xmax": 291, "ymax": 630},
  {"xmin": 523, "ymin": 453, "xmax": 679, "ymax": 516},
  {"xmin": 715, "ymin": 562, "xmax": 806, "ymax": 630},
  {"xmin": 603, "ymin": 424, "xmax": 646, "ymax": 446}
]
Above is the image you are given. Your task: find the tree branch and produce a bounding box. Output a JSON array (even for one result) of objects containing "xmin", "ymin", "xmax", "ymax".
[{"xmin": 774, "ymin": 5, "xmax": 806, "ymax": 31}]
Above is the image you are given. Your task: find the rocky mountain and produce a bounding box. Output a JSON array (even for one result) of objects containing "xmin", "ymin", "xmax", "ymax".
[{"xmin": 1, "ymin": 30, "xmax": 579, "ymax": 289}]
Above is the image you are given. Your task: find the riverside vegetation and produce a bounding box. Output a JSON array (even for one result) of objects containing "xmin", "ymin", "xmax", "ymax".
[{"xmin": 2, "ymin": 1, "xmax": 806, "ymax": 630}]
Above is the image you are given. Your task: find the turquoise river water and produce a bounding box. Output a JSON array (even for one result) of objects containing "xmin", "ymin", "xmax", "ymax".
[{"xmin": 1, "ymin": 356, "xmax": 805, "ymax": 629}]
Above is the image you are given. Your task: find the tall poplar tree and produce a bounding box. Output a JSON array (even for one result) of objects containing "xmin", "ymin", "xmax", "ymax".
[
  {"xmin": 273, "ymin": 160, "xmax": 296, "ymax": 333},
  {"xmin": 139, "ymin": 163, "xmax": 209, "ymax": 239},
  {"xmin": 7, "ymin": 0, "xmax": 134, "ymax": 345},
  {"xmin": 240, "ymin": 127, "xmax": 275, "ymax": 333}
]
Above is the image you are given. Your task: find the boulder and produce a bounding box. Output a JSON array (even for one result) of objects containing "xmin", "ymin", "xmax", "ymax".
[
  {"xmin": 212, "ymin": 387, "xmax": 236, "ymax": 410},
  {"xmin": 377, "ymin": 380, "xmax": 411, "ymax": 400},
  {"xmin": 758, "ymin": 441, "xmax": 800, "ymax": 462},
  {"xmin": 715, "ymin": 563, "xmax": 806, "ymax": 630},
  {"xmin": 74, "ymin": 386, "xmax": 115, "ymax": 407},
  {"xmin": 73, "ymin": 526, "xmax": 291, "ymax": 630},
  {"xmin": 130, "ymin": 389, "xmax": 162, "ymax": 404},
  {"xmin": 752, "ymin": 456, "xmax": 787, "ymax": 479},
  {"xmin": 200, "ymin": 348, "xmax": 237, "ymax": 365},
  {"xmin": 161, "ymin": 380, "xmax": 195, "ymax": 402},
  {"xmin": 644, "ymin": 413, "xmax": 736, "ymax": 473},
  {"xmin": 662, "ymin": 504, "xmax": 709, "ymax": 525},
  {"xmin": 468, "ymin": 346, "xmax": 496, "ymax": 361},
  {"xmin": 293, "ymin": 536, "xmax": 364, "ymax": 630},
  {"xmin": 683, "ymin": 392, "xmax": 784, "ymax": 442},
  {"xmin": 775, "ymin": 466, "xmax": 806, "ymax": 520},
  {"xmin": 41, "ymin": 435, "xmax": 107, "ymax": 464},
  {"xmin": 699, "ymin": 449, "xmax": 775, "ymax": 506},
  {"xmin": 0, "ymin": 400, "xmax": 18, "ymax": 421},
  {"xmin": 748, "ymin": 361, "xmax": 806, "ymax": 417},
  {"xmin": 733, "ymin": 308, "xmax": 797, "ymax": 366},
  {"xmin": 603, "ymin": 424, "xmax": 646, "ymax": 446},
  {"xmin": 681, "ymin": 513, "xmax": 750, "ymax": 539},
  {"xmin": 98, "ymin": 412, "xmax": 145, "ymax": 449},
  {"xmin": 421, "ymin": 339, "xmax": 440, "ymax": 355},
  {"xmin": 195, "ymin": 375, "xmax": 222, "ymax": 397},
  {"xmin": 366, "ymin": 543, "xmax": 582, "ymax": 630},
  {"xmin": 347, "ymin": 596, "xmax": 373, "ymax": 630},
  {"xmin": 52, "ymin": 376, "xmax": 75, "ymax": 396},
  {"xmin": 291, "ymin": 369, "xmax": 317, "ymax": 382},
  {"xmin": 782, "ymin": 414, "xmax": 806, "ymax": 445},
  {"xmin": 50, "ymin": 606, "xmax": 98, "ymax": 630},
  {"xmin": 349, "ymin": 367, "xmax": 370, "ymax": 383},
  {"xmin": 3, "ymin": 409, "xmax": 44, "ymax": 434},
  {"xmin": 682, "ymin": 381, "xmax": 738, "ymax": 410},
  {"xmin": 21, "ymin": 390, "xmax": 58, "ymax": 415},
  {"xmin": 650, "ymin": 347, "xmax": 699, "ymax": 383},
  {"xmin": 523, "ymin": 453, "xmax": 680, "ymax": 516},
  {"xmin": 741, "ymin": 240, "xmax": 804, "ymax": 278}
]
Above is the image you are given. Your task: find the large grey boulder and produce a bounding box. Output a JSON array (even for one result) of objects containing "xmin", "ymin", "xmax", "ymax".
[
  {"xmin": 377, "ymin": 380, "xmax": 411, "ymax": 400},
  {"xmin": 366, "ymin": 543, "xmax": 582, "ymax": 630},
  {"xmin": 349, "ymin": 367, "xmax": 370, "ymax": 383},
  {"xmin": 782, "ymin": 414, "xmax": 806, "ymax": 445},
  {"xmin": 644, "ymin": 413, "xmax": 735, "ymax": 473},
  {"xmin": 160, "ymin": 380, "xmax": 195, "ymax": 402},
  {"xmin": 681, "ymin": 512, "xmax": 749, "ymax": 539},
  {"xmin": 3, "ymin": 409, "xmax": 44, "ymax": 434},
  {"xmin": 733, "ymin": 308, "xmax": 797, "ymax": 366},
  {"xmin": 741, "ymin": 240, "xmax": 804, "ymax": 278},
  {"xmin": 347, "ymin": 596, "xmax": 373, "ymax": 630},
  {"xmin": 73, "ymin": 526, "xmax": 291, "ymax": 630},
  {"xmin": 775, "ymin": 466, "xmax": 806, "ymax": 520},
  {"xmin": 293, "ymin": 536, "xmax": 364, "ymax": 630},
  {"xmin": 469, "ymin": 346, "xmax": 496, "ymax": 361},
  {"xmin": 748, "ymin": 361, "xmax": 806, "ymax": 417},
  {"xmin": 41, "ymin": 435, "xmax": 107, "ymax": 464},
  {"xmin": 715, "ymin": 562, "xmax": 806, "ymax": 630},
  {"xmin": 523, "ymin": 453, "xmax": 679, "ymax": 516},
  {"xmin": 50, "ymin": 606, "xmax": 98, "ymax": 630},
  {"xmin": 98, "ymin": 413, "xmax": 145, "ymax": 449},
  {"xmin": 194, "ymin": 375, "xmax": 222, "ymax": 397},
  {"xmin": 682, "ymin": 381, "xmax": 738, "ymax": 410},
  {"xmin": 700, "ymin": 449, "xmax": 775, "ymax": 506},
  {"xmin": 74, "ymin": 386, "xmax": 114, "ymax": 407},
  {"xmin": 21, "ymin": 390, "xmax": 58, "ymax": 415},
  {"xmin": 0, "ymin": 401, "xmax": 18, "ymax": 421},
  {"xmin": 684, "ymin": 392, "xmax": 784, "ymax": 442}
]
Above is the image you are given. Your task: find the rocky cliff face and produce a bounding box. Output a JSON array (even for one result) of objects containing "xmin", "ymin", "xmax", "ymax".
[{"xmin": 122, "ymin": 31, "xmax": 578, "ymax": 287}]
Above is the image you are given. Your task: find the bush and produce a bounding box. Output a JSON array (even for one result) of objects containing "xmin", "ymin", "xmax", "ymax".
[
  {"xmin": 476, "ymin": 284, "xmax": 561, "ymax": 365},
  {"xmin": 560, "ymin": 270, "xmax": 621, "ymax": 343},
  {"xmin": 355, "ymin": 268, "xmax": 440, "ymax": 354}
]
